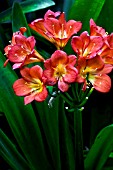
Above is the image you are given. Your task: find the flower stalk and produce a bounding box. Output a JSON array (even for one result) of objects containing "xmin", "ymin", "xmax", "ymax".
[{"xmin": 74, "ymin": 107, "xmax": 84, "ymax": 170}]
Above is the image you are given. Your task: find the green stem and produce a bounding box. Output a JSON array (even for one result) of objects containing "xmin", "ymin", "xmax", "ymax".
[
  {"xmin": 74, "ymin": 107, "xmax": 84, "ymax": 170},
  {"xmin": 60, "ymin": 93, "xmax": 73, "ymax": 106},
  {"xmin": 72, "ymin": 83, "xmax": 80, "ymax": 102},
  {"xmin": 78, "ymin": 87, "xmax": 94, "ymax": 107}
]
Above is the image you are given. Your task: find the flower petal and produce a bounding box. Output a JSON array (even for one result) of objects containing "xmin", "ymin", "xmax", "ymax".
[
  {"xmin": 15, "ymin": 34, "xmax": 27, "ymax": 46},
  {"xmin": 35, "ymin": 86, "xmax": 48, "ymax": 102},
  {"xmin": 30, "ymin": 65, "xmax": 43, "ymax": 80},
  {"xmin": 26, "ymin": 36, "xmax": 36, "ymax": 50},
  {"xmin": 90, "ymin": 19, "xmax": 107, "ymax": 37},
  {"xmin": 8, "ymin": 45, "xmax": 26, "ymax": 62},
  {"xmin": 64, "ymin": 65, "xmax": 78, "ymax": 83},
  {"xmin": 24, "ymin": 92, "xmax": 36, "ymax": 105},
  {"xmin": 44, "ymin": 58, "xmax": 51, "ymax": 69},
  {"xmin": 68, "ymin": 55, "xmax": 77, "ymax": 66},
  {"xmin": 90, "ymin": 74, "xmax": 111, "ymax": 92},
  {"xmin": 96, "ymin": 64, "xmax": 113, "ymax": 74},
  {"xmin": 13, "ymin": 78, "xmax": 32, "ymax": 96},
  {"xmin": 66, "ymin": 20, "xmax": 82, "ymax": 36},
  {"xmin": 43, "ymin": 69, "xmax": 56, "ymax": 85},
  {"xmin": 44, "ymin": 17, "xmax": 61, "ymax": 36},
  {"xmin": 12, "ymin": 63, "xmax": 22, "ymax": 69},
  {"xmin": 20, "ymin": 67, "xmax": 32, "ymax": 81},
  {"xmin": 58, "ymin": 79, "xmax": 69, "ymax": 92},
  {"xmin": 86, "ymin": 55, "xmax": 104, "ymax": 72},
  {"xmin": 71, "ymin": 36, "xmax": 83, "ymax": 54},
  {"xmin": 51, "ymin": 50, "xmax": 68, "ymax": 67},
  {"xmin": 44, "ymin": 10, "xmax": 60, "ymax": 19},
  {"xmin": 29, "ymin": 19, "xmax": 50, "ymax": 41}
]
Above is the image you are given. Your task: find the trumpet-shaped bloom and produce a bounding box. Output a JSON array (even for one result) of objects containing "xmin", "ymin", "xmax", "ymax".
[
  {"xmin": 29, "ymin": 10, "xmax": 82, "ymax": 49},
  {"xmin": 13, "ymin": 65, "xmax": 48, "ymax": 105},
  {"xmin": 76, "ymin": 55, "xmax": 113, "ymax": 92},
  {"xmin": 4, "ymin": 28, "xmax": 44, "ymax": 69},
  {"xmin": 97, "ymin": 33, "xmax": 113, "ymax": 65},
  {"xmin": 90, "ymin": 19, "xmax": 107, "ymax": 38},
  {"xmin": 44, "ymin": 50, "xmax": 78, "ymax": 92},
  {"xmin": 89, "ymin": 20, "xmax": 113, "ymax": 65},
  {"xmin": 71, "ymin": 31, "xmax": 103, "ymax": 59}
]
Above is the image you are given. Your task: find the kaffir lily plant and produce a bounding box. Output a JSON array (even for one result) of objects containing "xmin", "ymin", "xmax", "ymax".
[
  {"xmin": 2, "ymin": 8, "xmax": 113, "ymax": 170},
  {"xmin": 4, "ymin": 10, "xmax": 113, "ymax": 104}
]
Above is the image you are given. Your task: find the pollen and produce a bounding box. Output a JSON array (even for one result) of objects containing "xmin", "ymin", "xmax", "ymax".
[{"xmin": 54, "ymin": 64, "xmax": 67, "ymax": 79}]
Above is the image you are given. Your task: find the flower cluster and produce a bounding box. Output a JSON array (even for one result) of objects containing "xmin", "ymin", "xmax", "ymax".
[{"xmin": 4, "ymin": 10, "xmax": 113, "ymax": 105}]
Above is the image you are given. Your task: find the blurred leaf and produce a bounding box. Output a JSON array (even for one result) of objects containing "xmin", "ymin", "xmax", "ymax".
[
  {"xmin": 65, "ymin": 0, "xmax": 106, "ymax": 54},
  {"xmin": 22, "ymin": 0, "xmax": 55, "ymax": 13},
  {"xmin": 63, "ymin": 0, "xmax": 75, "ymax": 19},
  {"xmin": 34, "ymin": 97, "xmax": 61, "ymax": 170},
  {"xmin": 0, "ymin": 51, "xmax": 52, "ymax": 170},
  {"xmin": 12, "ymin": 2, "xmax": 31, "ymax": 36},
  {"xmin": 0, "ymin": 0, "xmax": 55, "ymax": 23},
  {"xmin": 68, "ymin": 0, "xmax": 106, "ymax": 32},
  {"xmin": 0, "ymin": 129, "xmax": 29, "ymax": 170},
  {"xmin": 84, "ymin": 124, "xmax": 113, "ymax": 170},
  {"xmin": 97, "ymin": 0, "xmax": 113, "ymax": 33},
  {"xmin": 58, "ymin": 97, "xmax": 75, "ymax": 170},
  {"xmin": 0, "ymin": 25, "xmax": 5, "ymax": 51}
]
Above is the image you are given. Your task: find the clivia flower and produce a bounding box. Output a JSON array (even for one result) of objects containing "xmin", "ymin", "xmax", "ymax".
[
  {"xmin": 13, "ymin": 65, "xmax": 48, "ymax": 105},
  {"xmin": 71, "ymin": 31, "xmax": 103, "ymax": 59},
  {"xmin": 4, "ymin": 27, "xmax": 44, "ymax": 69},
  {"xmin": 90, "ymin": 19, "xmax": 108, "ymax": 38},
  {"xmin": 76, "ymin": 55, "xmax": 113, "ymax": 92},
  {"xmin": 44, "ymin": 50, "xmax": 78, "ymax": 92},
  {"xmin": 29, "ymin": 10, "xmax": 82, "ymax": 49}
]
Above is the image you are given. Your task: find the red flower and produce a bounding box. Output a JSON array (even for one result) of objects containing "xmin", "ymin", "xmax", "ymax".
[
  {"xmin": 13, "ymin": 65, "xmax": 48, "ymax": 105},
  {"xmin": 97, "ymin": 33, "xmax": 113, "ymax": 65},
  {"xmin": 76, "ymin": 56, "xmax": 113, "ymax": 92},
  {"xmin": 29, "ymin": 10, "xmax": 82, "ymax": 49},
  {"xmin": 4, "ymin": 28, "xmax": 44, "ymax": 69},
  {"xmin": 90, "ymin": 19, "xmax": 107, "ymax": 38},
  {"xmin": 44, "ymin": 50, "xmax": 78, "ymax": 92},
  {"xmin": 89, "ymin": 20, "xmax": 113, "ymax": 65},
  {"xmin": 71, "ymin": 31, "xmax": 103, "ymax": 59}
]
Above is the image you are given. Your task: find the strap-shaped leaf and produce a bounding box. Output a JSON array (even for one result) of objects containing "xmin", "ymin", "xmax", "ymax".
[
  {"xmin": 68, "ymin": 0, "xmax": 106, "ymax": 32},
  {"xmin": 58, "ymin": 97, "xmax": 75, "ymax": 170},
  {"xmin": 84, "ymin": 124, "xmax": 113, "ymax": 170},
  {"xmin": 0, "ymin": 129, "xmax": 29, "ymax": 170},
  {"xmin": 97, "ymin": 0, "xmax": 113, "ymax": 33},
  {"xmin": 35, "ymin": 97, "xmax": 61, "ymax": 170},
  {"xmin": 0, "ymin": 51, "xmax": 52, "ymax": 170},
  {"xmin": 12, "ymin": 2, "xmax": 31, "ymax": 36},
  {"xmin": 0, "ymin": 0, "xmax": 55, "ymax": 23}
]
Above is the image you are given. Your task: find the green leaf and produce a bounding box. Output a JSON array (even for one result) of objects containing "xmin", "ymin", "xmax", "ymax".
[
  {"xmin": 0, "ymin": 129, "xmax": 29, "ymax": 170},
  {"xmin": 0, "ymin": 0, "xmax": 55, "ymax": 23},
  {"xmin": 0, "ymin": 51, "xmax": 52, "ymax": 170},
  {"xmin": 63, "ymin": 0, "xmax": 75, "ymax": 19},
  {"xmin": 68, "ymin": 0, "xmax": 106, "ymax": 32},
  {"xmin": 97, "ymin": 0, "xmax": 113, "ymax": 33},
  {"xmin": 58, "ymin": 97, "xmax": 75, "ymax": 170},
  {"xmin": 21, "ymin": 0, "xmax": 55, "ymax": 13},
  {"xmin": 84, "ymin": 124, "xmax": 113, "ymax": 170},
  {"xmin": 34, "ymin": 97, "xmax": 61, "ymax": 170},
  {"xmin": 12, "ymin": 2, "xmax": 31, "ymax": 36}
]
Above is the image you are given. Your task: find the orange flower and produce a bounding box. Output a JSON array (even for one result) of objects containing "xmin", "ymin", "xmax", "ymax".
[
  {"xmin": 76, "ymin": 56, "xmax": 113, "ymax": 92},
  {"xmin": 90, "ymin": 19, "xmax": 107, "ymax": 38},
  {"xmin": 98, "ymin": 33, "xmax": 113, "ymax": 65},
  {"xmin": 44, "ymin": 50, "xmax": 78, "ymax": 92},
  {"xmin": 29, "ymin": 10, "xmax": 82, "ymax": 49},
  {"xmin": 4, "ymin": 27, "xmax": 44, "ymax": 69},
  {"xmin": 71, "ymin": 31, "xmax": 103, "ymax": 59},
  {"xmin": 13, "ymin": 65, "xmax": 48, "ymax": 105}
]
